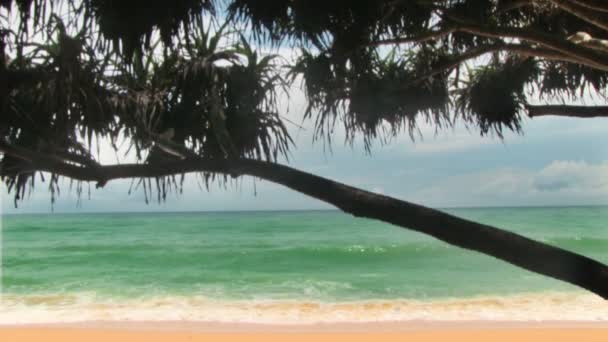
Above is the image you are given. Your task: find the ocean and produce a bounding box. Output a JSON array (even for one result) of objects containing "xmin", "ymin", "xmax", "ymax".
[{"xmin": 1, "ymin": 207, "xmax": 608, "ymax": 323}]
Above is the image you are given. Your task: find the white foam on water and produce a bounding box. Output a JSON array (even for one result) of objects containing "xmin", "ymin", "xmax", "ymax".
[{"xmin": 1, "ymin": 291, "xmax": 607, "ymax": 324}]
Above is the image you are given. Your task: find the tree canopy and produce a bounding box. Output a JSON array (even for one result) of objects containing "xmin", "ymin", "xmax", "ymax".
[
  {"xmin": 1, "ymin": 1, "xmax": 608, "ymax": 298},
  {"xmin": 2, "ymin": 0, "xmax": 607, "ymax": 199}
]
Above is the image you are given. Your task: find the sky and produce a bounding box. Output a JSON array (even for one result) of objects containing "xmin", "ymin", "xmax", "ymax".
[
  {"xmin": 3, "ymin": 80, "xmax": 608, "ymax": 214},
  {"xmin": 1, "ymin": 39, "xmax": 608, "ymax": 214}
]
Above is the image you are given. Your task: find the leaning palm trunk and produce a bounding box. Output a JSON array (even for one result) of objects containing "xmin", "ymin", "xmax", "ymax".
[
  {"xmin": 232, "ymin": 160, "xmax": 608, "ymax": 299},
  {"xmin": 4, "ymin": 140, "xmax": 606, "ymax": 299}
]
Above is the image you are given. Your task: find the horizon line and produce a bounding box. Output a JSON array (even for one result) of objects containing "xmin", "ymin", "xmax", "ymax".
[{"xmin": 2, "ymin": 204, "xmax": 607, "ymax": 215}]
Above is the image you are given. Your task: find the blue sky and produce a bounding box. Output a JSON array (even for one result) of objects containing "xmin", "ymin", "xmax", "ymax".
[
  {"xmin": 3, "ymin": 81, "xmax": 608, "ymax": 213},
  {"xmin": 2, "ymin": 10, "xmax": 607, "ymax": 213}
]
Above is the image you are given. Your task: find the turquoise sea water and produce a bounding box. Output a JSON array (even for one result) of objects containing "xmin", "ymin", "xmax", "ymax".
[{"xmin": 1, "ymin": 207, "xmax": 608, "ymax": 322}]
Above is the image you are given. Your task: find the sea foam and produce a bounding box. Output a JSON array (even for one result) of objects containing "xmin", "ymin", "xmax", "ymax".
[{"xmin": 1, "ymin": 291, "xmax": 607, "ymax": 324}]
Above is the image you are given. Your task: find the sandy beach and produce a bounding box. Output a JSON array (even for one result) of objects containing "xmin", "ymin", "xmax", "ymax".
[{"xmin": 1, "ymin": 321, "xmax": 608, "ymax": 341}]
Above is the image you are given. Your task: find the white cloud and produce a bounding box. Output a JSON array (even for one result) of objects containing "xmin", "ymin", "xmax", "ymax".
[
  {"xmin": 371, "ymin": 187, "xmax": 385, "ymax": 195},
  {"xmin": 410, "ymin": 160, "xmax": 608, "ymax": 208},
  {"xmin": 533, "ymin": 161, "xmax": 608, "ymax": 194}
]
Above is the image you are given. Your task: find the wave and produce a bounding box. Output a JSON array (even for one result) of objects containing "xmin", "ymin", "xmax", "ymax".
[{"xmin": 1, "ymin": 291, "xmax": 607, "ymax": 324}]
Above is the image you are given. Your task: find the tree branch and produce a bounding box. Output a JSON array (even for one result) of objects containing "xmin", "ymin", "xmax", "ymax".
[
  {"xmin": 368, "ymin": 41, "xmax": 587, "ymax": 89},
  {"xmin": 370, "ymin": 26, "xmax": 456, "ymax": 46},
  {"xmin": 410, "ymin": 43, "xmax": 586, "ymax": 85},
  {"xmin": 370, "ymin": 20, "xmax": 608, "ymax": 71},
  {"xmin": 564, "ymin": 32, "xmax": 608, "ymax": 55},
  {"xmin": 568, "ymin": 0, "xmax": 608, "ymax": 12},
  {"xmin": 550, "ymin": 0, "xmax": 608, "ymax": 32},
  {"xmin": 451, "ymin": 19, "xmax": 608, "ymax": 71},
  {"xmin": 527, "ymin": 104, "xmax": 608, "ymax": 118},
  {"xmin": 2, "ymin": 141, "xmax": 608, "ymax": 299},
  {"xmin": 497, "ymin": 0, "xmax": 535, "ymax": 13}
]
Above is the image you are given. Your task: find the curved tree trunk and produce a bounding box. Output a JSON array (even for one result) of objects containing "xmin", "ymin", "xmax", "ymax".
[
  {"xmin": 2, "ymin": 141, "xmax": 608, "ymax": 298},
  {"xmin": 237, "ymin": 161, "xmax": 608, "ymax": 299}
]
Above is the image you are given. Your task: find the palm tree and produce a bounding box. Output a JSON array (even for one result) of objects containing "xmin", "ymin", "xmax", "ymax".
[{"xmin": 1, "ymin": 0, "xmax": 608, "ymax": 298}]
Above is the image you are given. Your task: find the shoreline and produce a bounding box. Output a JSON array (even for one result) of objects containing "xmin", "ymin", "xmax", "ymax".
[
  {"xmin": 2, "ymin": 291, "xmax": 607, "ymax": 323},
  {"xmin": 2, "ymin": 320, "xmax": 608, "ymax": 332}
]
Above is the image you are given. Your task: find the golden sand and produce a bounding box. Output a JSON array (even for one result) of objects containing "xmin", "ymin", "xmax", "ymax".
[
  {"xmin": 1, "ymin": 328, "xmax": 608, "ymax": 342},
  {"xmin": 1, "ymin": 322, "xmax": 608, "ymax": 341}
]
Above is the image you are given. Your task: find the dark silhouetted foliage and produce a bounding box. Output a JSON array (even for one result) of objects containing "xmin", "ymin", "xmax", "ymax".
[{"xmin": 1, "ymin": 0, "xmax": 607, "ymax": 203}]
